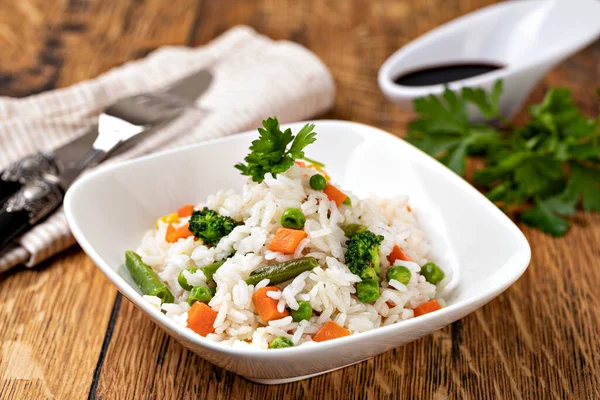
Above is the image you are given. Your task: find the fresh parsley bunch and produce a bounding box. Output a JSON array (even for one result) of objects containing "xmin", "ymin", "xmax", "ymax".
[
  {"xmin": 407, "ymin": 83, "xmax": 600, "ymax": 237},
  {"xmin": 235, "ymin": 117, "xmax": 322, "ymax": 183}
]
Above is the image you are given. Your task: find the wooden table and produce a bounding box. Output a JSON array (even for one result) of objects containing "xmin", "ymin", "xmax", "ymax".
[{"xmin": 1, "ymin": 1, "xmax": 599, "ymax": 398}]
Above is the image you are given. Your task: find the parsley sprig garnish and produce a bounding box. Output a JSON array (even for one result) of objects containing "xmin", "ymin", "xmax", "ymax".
[
  {"xmin": 235, "ymin": 117, "xmax": 323, "ymax": 183},
  {"xmin": 408, "ymin": 82, "xmax": 600, "ymax": 237}
]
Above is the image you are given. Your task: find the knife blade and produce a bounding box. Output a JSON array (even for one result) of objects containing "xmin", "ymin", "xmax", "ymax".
[
  {"xmin": 0, "ymin": 68, "xmax": 212, "ymax": 206},
  {"xmin": 162, "ymin": 68, "xmax": 213, "ymax": 103},
  {"xmin": 0, "ymin": 68, "xmax": 213, "ymax": 252}
]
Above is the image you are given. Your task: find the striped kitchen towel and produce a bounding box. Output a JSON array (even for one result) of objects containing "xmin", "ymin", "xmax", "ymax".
[{"xmin": 0, "ymin": 26, "xmax": 335, "ymax": 272}]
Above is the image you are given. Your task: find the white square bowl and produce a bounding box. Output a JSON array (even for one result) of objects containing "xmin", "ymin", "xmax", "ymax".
[{"xmin": 64, "ymin": 120, "xmax": 530, "ymax": 384}]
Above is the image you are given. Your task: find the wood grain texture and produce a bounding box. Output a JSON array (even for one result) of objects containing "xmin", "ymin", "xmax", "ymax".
[
  {"xmin": 0, "ymin": 250, "xmax": 117, "ymax": 399},
  {"xmin": 1, "ymin": 0, "xmax": 599, "ymax": 399}
]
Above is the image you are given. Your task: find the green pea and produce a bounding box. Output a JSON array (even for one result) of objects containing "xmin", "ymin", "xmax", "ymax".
[
  {"xmin": 342, "ymin": 196, "xmax": 352, "ymax": 206},
  {"xmin": 309, "ymin": 174, "xmax": 327, "ymax": 190},
  {"xmin": 386, "ymin": 266, "xmax": 412, "ymax": 285},
  {"xmin": 187, "ymin": 286, "xmax": 213, "ymax": 305},
  {"xmin": 281, "ymin": 208, "xmax": 306, "ymax": 229},
  {"xmin": 290, "ymin": 300, "xmax": 313, "ymax": 322},
  {"xmin": 269, "ymin": 336, "xmax": 294, "ymax": 349},
  {"xmin": 342, "ymin": 224, "xmax": 367, "ymax": 237},
  {"xmin": 356, "ymin": 279, "xmax": 380, "ymax": 303},
  {"xmin": 420, "ymin": 262, "xmax": 445, "ymax": 285},
  {"xmin": 178, "ymin": 266, "xmax": 198, "ymax": 291}
]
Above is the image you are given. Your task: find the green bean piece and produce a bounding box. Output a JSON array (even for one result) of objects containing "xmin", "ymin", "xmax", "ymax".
[
  {"xmin": 269, "ymin": 336, "xmax": 294, "ymax": 349},
  {"xmin": 356, "ymin": 279, "xmax": 380, "ymax": 303},
  {"xmin": 342, "ymin": 223, "xmax": 367, "ymax": 237},
  {"xmin": 280, "ymin": 208, "xmax": 306, "ymax": 229},
  {"xmin": 125, "ymin": 250, "xmax": 174, "ymax": 303},
  {"xmin": 309, "ymin": 174, "xmax": 327, "ymax": 190},
  {"xmin": 420, "ymin": 262, "xmax": 445, "ymax": 285},
  {"xmin": 245, "ymin": 257, "xmax": 318, "ymax": 286},
  {"xmin": 200, "ymin": 260, "xmax": 226, "ymax": 283},
  {"xmin": 386, "ymin": 266, "xmax": 412, "ymax": 285},
  {"xmin": 342, "ymin": 196, "xmax": 352, "ymax": 206},
  {"xmin": 290, "ymin": 300, "xmax": 313, "ymax": 322},
  {"xmin": 178, "ymin": 267, "xmax": 198, "ymax": 291},
  {"xmin": 302, "ymin": 157, "xmax": 325, "ymax": 168},
  {"xmin": 188, "ymin": 286, "xmax": 213, "ymax": 305}
]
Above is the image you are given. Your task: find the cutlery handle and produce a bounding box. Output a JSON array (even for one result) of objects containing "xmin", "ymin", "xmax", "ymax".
[
  {"xmin": 0, "ymin": 153, "xmax": 59, "ymax": 207},
  {"xmin": 0, "ymin": 179, "xmax": 22, "ymax": 206},
  {"xmin": 0, "ymin": 175, "xmax": 64, "ymax": 250},
  {"xmin": 0, "ymin": 207, "xmax": 31, "ymax": 250}
]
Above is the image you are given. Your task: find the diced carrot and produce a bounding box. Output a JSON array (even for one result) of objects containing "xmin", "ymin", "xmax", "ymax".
[
  {"xmin": 268, "ymin": 227, "xmax": 308, "ymax": 254},
  {"xmin": 413, "ymin": 299, "xmax": 442, "ymax": 317},
  {"xmin": 165, "ymin": 224, "xmax": 176, "ymax": 241},
  {"xmin": 187, "ymin": 302, "xmax": 218, "ymax": 336},
  {"xmin": 313, "ymin": 321, "xmax": 350, "ymax": 342},
  {"xmin": 178, "ymin": 204, "xmax": 195, "ymax": 218},
  {"xmin": 387, "ymin": 245, "xmax": 413, "ymax": 264},
  {"xmin": 166, "ymin": 223, "xmax": 195, "ymax": 243},
  {"xmin": 295, "ymin": 161, "xmax": 306, "ymax": 168},
  {"xmin": 323, "ymin": 184, "xmax": 348, "ymax": 207},
  {"xmin": 252, "ymin": 287, "xmax": 289, "ymax": 322},
  {"xmin": 406, "ymin": 205, "xmax": 412, "ymax": 212}
]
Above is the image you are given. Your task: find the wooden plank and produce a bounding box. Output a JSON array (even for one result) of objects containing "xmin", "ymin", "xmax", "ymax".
[
  {"xmin": 0, "ymin": 0, "xmax": 599, "ymax": 398},
  {"xmin": 0, "ymin": 0, "xmax": 198, "ymax": 96},
  {"xmin": 0, "ymin": 251, "xmax": 117, "ymax": 399}
]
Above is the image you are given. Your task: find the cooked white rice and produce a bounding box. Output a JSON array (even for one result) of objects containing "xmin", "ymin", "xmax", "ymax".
[{"xmin": 135, "ymin": 163, "xmax": 449, "ymax": 348}]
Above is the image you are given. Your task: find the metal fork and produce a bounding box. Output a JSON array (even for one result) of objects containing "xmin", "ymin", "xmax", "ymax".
[{"xmin": 0, "ymin": 69, "xmax": 212, "ymax": 251}]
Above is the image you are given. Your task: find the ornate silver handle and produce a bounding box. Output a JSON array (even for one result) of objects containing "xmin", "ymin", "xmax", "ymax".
[
  {"xmin": 0, "ymin": 174, "xmax": 64, "ymax": 250},
  {"xmin": 3, "ymin": 174, "xmax": 64, "ymax": 224},
  {"xmin": 1, "ymin": 152, "xmax": 60, "ymax": 207},
  {"xmin": 1, "ymin": 152, "xmax": 59, "ymax": 183}
]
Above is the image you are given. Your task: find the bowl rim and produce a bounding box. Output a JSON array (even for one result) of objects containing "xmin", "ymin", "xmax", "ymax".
[{"xmin": 64, "ymin": 119, "xmax": 531, "ymax": 358}]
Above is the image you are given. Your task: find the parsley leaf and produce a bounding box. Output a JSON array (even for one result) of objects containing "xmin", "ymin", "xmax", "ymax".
[
  {"xmin": 462, "ymin": 80, "xmax": 503, "ymax": 118},
  {"xmin": 568, "ymin": 162, "xmax": 600, "ymax": 212},
  {"xmin": 289, "ymin": 122, "xmax": 317, "ymax": 160},
  {"xmin": 235, "ymin": 117, "xmax": 321, "ymax": 183},
  {"xmin": 521, "ymin": 196, "xmax": 574, "ymax": 237},
  {"xmin": 408, "ymin": 81, "xmax": 600, "ymax": 237},
  {"xmin": 407, "ymin": 86, "xmax": 502, "ymax": 175}
]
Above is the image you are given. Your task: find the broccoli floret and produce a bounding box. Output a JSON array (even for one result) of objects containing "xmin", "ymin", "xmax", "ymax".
[
  {"xmin": 188, "ymin": 207, "xmax": 239, "ymax": 246},
  {"xmin": 345, "ymin": 230, "xmax": 384, "ymax": 280}
]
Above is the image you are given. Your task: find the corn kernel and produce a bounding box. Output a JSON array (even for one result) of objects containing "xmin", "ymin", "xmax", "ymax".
[{"xmin": 156, "ymin": 213, "xmax": 180, "ymax": 228}]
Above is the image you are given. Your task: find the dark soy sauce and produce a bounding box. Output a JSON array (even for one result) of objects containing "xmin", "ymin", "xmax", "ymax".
[{"xmin": 394, "ymin": 63, "xmax": 504, "ymax": 86}]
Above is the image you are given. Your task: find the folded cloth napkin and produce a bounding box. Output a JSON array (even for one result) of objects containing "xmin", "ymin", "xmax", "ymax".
[{"xmin": 0, "ymin": 26, "xmax": 335, "ymax": 272}]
